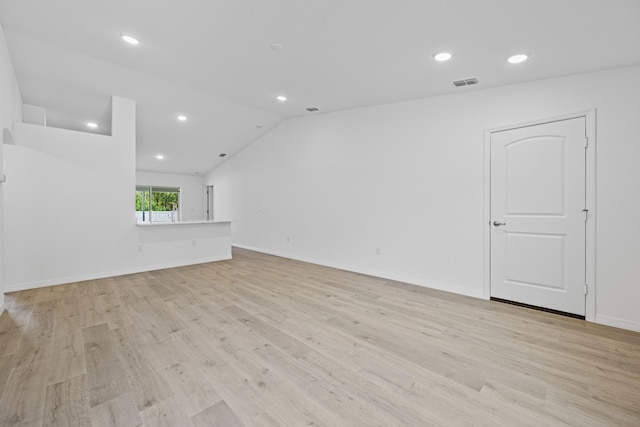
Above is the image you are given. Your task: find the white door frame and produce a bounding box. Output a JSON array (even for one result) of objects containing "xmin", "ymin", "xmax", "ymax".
[{"xmin": 483, "ymin": 109, "xmax": 596, "ymax": 322}]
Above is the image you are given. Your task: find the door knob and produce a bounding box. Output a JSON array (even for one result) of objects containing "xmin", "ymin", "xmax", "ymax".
[{"xmin": 493, "ymin": 221, "xmax": 506, "ymax": 226}]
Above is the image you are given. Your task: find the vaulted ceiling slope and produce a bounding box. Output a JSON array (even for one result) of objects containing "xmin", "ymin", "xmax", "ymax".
[{"xmin": 1, "ymin": 0, "xmax": 639, "ymax": 175}]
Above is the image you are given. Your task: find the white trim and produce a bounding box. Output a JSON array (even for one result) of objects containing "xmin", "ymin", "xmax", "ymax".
[
  {"xmin": 3, "ymin": 255, "xmax": 231, "ymax": 293},
  {"xmin": 482, "ymin": 129, "xmax": 492, "ymax": 300},
  {"xmin": 584, "ymin": 110, "xmax": 597, "ymax": 322},
  {"xmin": 596, "ymin": 315, "xmax": 640, "ymax": 333},
  {"xmin": 136, "ymin": 220, "xmax": 232, "ymax": 227},
  {"xmin": 483, "ymin": 109, "xmax": 597, "ymax": 322},
  {"xmin": 233, "ymin": 244, "xmax": 484, "ymax": 299}
]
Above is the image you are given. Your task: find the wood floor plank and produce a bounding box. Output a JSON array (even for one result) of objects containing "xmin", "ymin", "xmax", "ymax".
[
  {"xmin": 46, "ymin": 328, "xmax": 86, "ymax": 385},
  {"xmin": 52, "ymin": 295, "xmax": 81, "ymax": 335},
  {"xmin": 77, "ymin": 287, "xmax": 107, "ymax": 329},
  {"xmin": 111, "ymin": 327, "xmax": 172, "ymax": 411},
  {"xmin": 82, "ymin": 323, "xmax": 129, "ymax": 408},
  {"xmin": 139, "ymin": 396, "xmax": 194, "ymax": 427},
  {"xmin": 191, "ymin": 400, "xmax": 245, "ymax": 427},
  {"xmin": 90, "ymin": 392, "xmax": 142, "ymax": 427},
  {"xmin": 0, "ymin": 354, "xmax": 16, "ymax": 398},
  {"xmin": 43, "ymin": 374, "xmax": 91, "ymax": 427},
  {"xmin": 156, "ymin": 342, "xmax": 223, "ymax": 416},
  {"xmin": 12, "ymin": 301, "xmax": 56, "ymax": 370},
  {"xmin": 0, "ymin": 311, "xmax": 24, "ymax": 357},
  {"xmin": 222, "ymin": 305, "xmax": 311, "ymax": 358},
  {"xmin": 0, "ymin": 361, "xmax": 50, "ymax": 426}
]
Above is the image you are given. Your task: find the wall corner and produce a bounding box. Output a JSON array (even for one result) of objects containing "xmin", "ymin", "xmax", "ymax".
[{"xmin": 111, "ymin": 96, "xmax": 136, "ymax": 143}]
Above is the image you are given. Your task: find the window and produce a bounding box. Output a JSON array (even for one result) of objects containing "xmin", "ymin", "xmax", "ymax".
[{"xmin": 135, "ymin": 186, "xmax": 180, "ymax": 223}]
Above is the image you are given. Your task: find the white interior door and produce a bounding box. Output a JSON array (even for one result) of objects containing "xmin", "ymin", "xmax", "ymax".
[
  {"xmin": 206, "ymin": 185, "xmax": 214, "ymax": 220},
  {"xmin": 490, "ymin": 117, "xmax": 587, "ymax": 315}
]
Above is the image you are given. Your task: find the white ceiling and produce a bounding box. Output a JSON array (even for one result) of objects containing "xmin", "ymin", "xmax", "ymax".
[{"xmin": 1, "ymin": 0, "xmax": 639, "ymax": 175}]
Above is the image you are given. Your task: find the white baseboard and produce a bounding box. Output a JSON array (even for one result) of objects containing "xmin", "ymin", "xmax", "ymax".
[
  {"xmin": 4, "ymin": 255, "xmax": 232, "ymax": 293},
  {"xmin": 596, "ymin": 314, "xmax": 640, "ymax": 333},
  {"xmin": 232, "ymin": 244, "xmax": 484, "ymax": 299}
]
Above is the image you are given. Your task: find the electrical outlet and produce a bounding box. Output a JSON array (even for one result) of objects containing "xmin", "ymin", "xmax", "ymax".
[
  {"xmin": 375, "ymin": 247, "xmax": 381, "ymax": 255},
  {"xmin": 137, "ymin": 244, "xmax": 143, "ymax": 252},
  {"xmin": 286, "ymin": 236, "xmax": 290, "ymax": 243},
  {"xmin": 192, "ymin": 240, "xmax": 197, "ymax": 247}
]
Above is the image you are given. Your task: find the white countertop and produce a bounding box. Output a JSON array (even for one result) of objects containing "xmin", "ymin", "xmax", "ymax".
[{"xmin": 136, "ymin": 220, "xmax": 232, "ymax": 227}]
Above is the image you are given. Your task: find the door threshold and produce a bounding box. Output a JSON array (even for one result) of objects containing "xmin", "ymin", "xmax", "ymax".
[{"xmin": 490, "ymin": 297, "xmax": 586, "ymax": 320}]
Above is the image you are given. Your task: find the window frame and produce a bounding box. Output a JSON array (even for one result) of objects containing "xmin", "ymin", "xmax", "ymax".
[{"xmin": 135, "ymin": 185, "xmax": 181, "ymax": 224}]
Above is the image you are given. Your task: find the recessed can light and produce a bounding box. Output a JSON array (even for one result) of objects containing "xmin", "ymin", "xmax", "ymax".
[
  {"xmin": 177, "ymin": 115, "xmax": 187, "ymax": 121},
  {"xmin": 507, "ymin": 53, "xmax": 529, "ymax": 64},
  {"xmin": 156, "ymin": 154, "xmax": 164, "ymax": 160},
  {"xmin": 276, "ymin": 95, "xmax": 287, "ymax": 102},
  {"xmin": 121, "ymin": 35, "xmax": 140, "ymax": 45},
  {"xmin": 433, "ymin": 52, "xmax": 452, "ymax": 62},
  {"xmin": 86, "ymin": 122, "xmax": 98, "ymax": 129}
]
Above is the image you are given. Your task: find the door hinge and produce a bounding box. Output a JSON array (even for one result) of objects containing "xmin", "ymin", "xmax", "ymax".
[
  {"xmin": 584, "ymin": 283, "xmax": 589, "ymax": 295},
  {"xmin": 582, "ymin": 208, "xmax": 589, "ymax": 221},
  {"xmin": 584, "ymin": 137, "xmax": 589, "ymax": 148}
]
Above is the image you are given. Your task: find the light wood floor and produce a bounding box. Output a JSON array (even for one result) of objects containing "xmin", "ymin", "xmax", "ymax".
[{"xmin": 0, "ymin": 248, "xmax": 639, "ymax": 426}]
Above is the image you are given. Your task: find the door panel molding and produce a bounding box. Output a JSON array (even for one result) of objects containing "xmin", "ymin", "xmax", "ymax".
[{"xmin": 483, "ymin": 109, "xmax": 596, "ymax": 322}]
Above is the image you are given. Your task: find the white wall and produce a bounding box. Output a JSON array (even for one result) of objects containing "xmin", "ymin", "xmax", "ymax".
[
  {"xmin": 206, "ymin": 65, "xmax": 640, "ymax": 332},
  {"xmin": 0, "ymin": 25, "xmax": 22, "ymax": 133},
  {"xmin": 136, "ymin": 170, "xmax": 205, "ymax": 221},
  {"xmin": 4, "ymin": 98, "xmax": 136, "ymax": 289},
  {"xmin": 0, "ymin": 23, "xmax": 23, "ymax": 311},
  {"xmin": 3, "ymin": 97, "xmax": 231, "ymax": 291}
]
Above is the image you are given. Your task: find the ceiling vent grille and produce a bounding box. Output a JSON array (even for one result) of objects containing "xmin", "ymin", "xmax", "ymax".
[{"xmin": 453, "ymin": 77, "xmax": 479, "ymax": 87}]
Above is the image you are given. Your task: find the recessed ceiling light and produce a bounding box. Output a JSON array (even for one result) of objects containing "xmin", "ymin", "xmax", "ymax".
[
  {"xmin": 121, "ymin": 35, "xmax": 140, "ymax": 45},
  {"xmin": 156, "ymin": 154, "xmax": 164, "ymax": 160},
  {"xmin": 86, "ymin": 122, "xmax": 98, "ymax": 129},
  {"xmin": 177, "ymin": 115, "xmax": 187, "ymax": 121},
  {"xmin": 507, "ymin": 53, "xmax": 529, "ymax": 64},
  {"xmin": 276, "ymin": 95, "xmax": 287, "ymax": 102},
  {"xmin": 433, "ymin": 52, "xmax": 452, "ymax": 62}
]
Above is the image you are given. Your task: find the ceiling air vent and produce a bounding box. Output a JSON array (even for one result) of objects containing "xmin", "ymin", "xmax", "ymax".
[
  {"xmin": 219, "ymin": 153, "xmax": 227, "ymax": 157},
  {"xmin": 453, "ymin": 77, "xmax": 479, "ymax": 87},
  {"xmin": 306, "ymin": 107, "xmax": 319, "ymax": 112}
]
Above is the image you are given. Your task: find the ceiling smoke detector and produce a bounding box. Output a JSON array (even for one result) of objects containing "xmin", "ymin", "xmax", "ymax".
[{"xmin": 453, "ymin": 77, "xmax": 479, "ymax": 87}]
